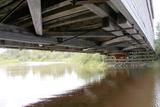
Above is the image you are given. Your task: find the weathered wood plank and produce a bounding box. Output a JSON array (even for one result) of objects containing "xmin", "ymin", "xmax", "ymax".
[
  {"xmin": 27, "ymin": 0, "xmax": 43, "ymax": 35},
  {"xmin": 45, "ymin": 30, "xmax": 114, "ymax": 38},
  {"xmin": 15, "ymin": 0, "xmax": 72, "ymax": 25},
  {"xmin": 83, "ymin": 4, "xmax": 123, "ymax": 36},
  {"xmin": 48, "ymin": 17, "xmax": 104, "ymax": 31},
  {"xmin": 102, "ymin": 36, "xmax": 132, "ymax": 46},
  {"xmin": 0, "ymin": 0, "xmax": 25, "ymax": 23},
  {"xmin": 44, "ymin": 6, "xmax": 88, "ymax": 22},
  {"xmin": 47, "ymin": 15, "xmax": 99, "ymax": 29},
  {"xmin": 0, "ymin": 40, "xmax": 83, "ymax": 52},
  {"xmin": 0, "ymin": 24, "xmax": 97, "ymax": 48},
  {"xmin": 43, "ymin": 11, "xmax": 91, "ymax": 26},
  {"xmin": 21, "ymin": 6, "xmax": 89, "ymax": 28},
  {"xmin": 117, "ymin": 14, "xmax": 137, "ymax": 34},
  {"xmin": 83, "ymin": 3, "xmax": 108, "ymax": 17},
  {"xmin": 123, "ymin": 44, "xmax": 147, "ymax": 51},
  {"xmin": 110, "ymin": 0, "xmax": 154, "ymax": 49},
  {"xmin": 103, "ymin": 18, "xmax": 123, "ymax": 36},
  {"xmin": 75, "ymin": 0, "xmax": 106, "ymax": 4}
]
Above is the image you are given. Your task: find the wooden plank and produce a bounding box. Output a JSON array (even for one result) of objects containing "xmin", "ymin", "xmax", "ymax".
[
  {"xmin": 103, "ymin": 18, "xmax": 123, "ymax": 36},
  {"xmin": 0, "ymin": 30, "xmax": 55, "ymax": 45},
  {"xmin": 0, "ymin": 0, "xmax": 25, "ymax": 23},
  {"xmin": 83, "ymin": 4, "xmax": 108, "ymax": 17},
  {"xmin": 117, "ymin": 14, "xmax": 137, "ymax": 34},
  {"xmin": 45, "ymin": 30, "xmax": 114, "ymax": 38},
  {"xmin": 123, "ymin": 44, "xmax": 147, "ymax": 51},
  {"xmin": 47, "ymin": 15, "xmax": 99, "ymax": 29},
  {"xmin": 82, "ymin": 37, "xmax": 133, "ymax": 52},
  {"xmin": 27, "ymin": 0, "xmax": 43, "ymax": 35},
  {"xmin": 21, "ymin": 6, "xmax": 89, "ymax": 28},
  {"xmin": 0, "ymin": 40, "xmax": 83, "ymax": 52},
  {"xmin": 48, "ymin": 17, "xmax": 104, "ymax": 31},
  {"xmin": 75, "ymin": 0, "xmax": 106, "ymax": 4},
  {"xmin": 15, "ymin": 0, "xmax": 72, "ymax": 24},
  {"xmin": 83, "ymin": 4, "xmax": 123, "ymax": 36},
  {"xmin": 84, "ymin": 3, "xmax": 143, "ymax": 47},
  {"xmin": 102, "ymin": 36, "xmax": 132, "ymax": 46},
  {"xmin": 0, "ymin": 24, "xmax": 97, "ymax": 48},
  {"xmin": 106, "ymin": 1, "xmax": 119, "ymax": 13},
  {"xmin": 42, "ymin": 0, "xmax": 72, "ymax": 14},
  {"xmin": 0, "ymin": 41, "xmax": 38, "ymax": 48},
  {"xmin": 43, "ymin": 11, "xmax": 90, "ymax": 26},
  {"xmin": 44, "ymin": 6, "xmax": 88, "ymax": 22},
  {"xmin": 110, "ymin": 0, "xmax": 154, "ymax": 49}
]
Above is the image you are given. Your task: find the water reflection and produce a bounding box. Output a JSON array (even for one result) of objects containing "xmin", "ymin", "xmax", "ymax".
[
  {"xmin": 3, "ymin": 64, "xmax": 68, "ymax": 78},
  {"xmin": 0, "ymin": 63, "xmax": 106, "ymax": 107},
  {"xmin": 154, "ymin": 66, "xmax": 160, "ymax": 107},
  {"xmin": 0, "ymin": 63, "xmax": 158, "ymax": 107},
  {"xmin": 28, "ymin": 68, "xmax": 155, "ymax": 107},
  {"xmin": 2, "ymin": 63, "xmax": 106, "ymax": 83}
]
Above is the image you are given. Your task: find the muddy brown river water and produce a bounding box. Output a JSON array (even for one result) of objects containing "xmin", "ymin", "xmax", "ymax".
[{"xmin": 0, "ymin": 62, "xmax": 159, "ymax": 107}]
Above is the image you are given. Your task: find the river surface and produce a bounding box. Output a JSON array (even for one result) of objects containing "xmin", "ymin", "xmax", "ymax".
[{"xmin": 0, "ymin": 62, "xmax": 159, "ymax": 107}]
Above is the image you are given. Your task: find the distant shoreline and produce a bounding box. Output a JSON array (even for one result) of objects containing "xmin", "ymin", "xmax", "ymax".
[
  {"xmin": 0, "ymin": 61, "xmax": 66, "ymax": 66},
  {"xmin": 24, "ymin": 61, "xmax": 66, "ymax": 66}
]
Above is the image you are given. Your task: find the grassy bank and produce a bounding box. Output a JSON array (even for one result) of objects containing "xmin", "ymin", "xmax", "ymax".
[
  {"xmin": 65, "ymin": 53, "xmax": 107, "ymax": 73},
  {"xmin": 0, "ymin": 59, "xmax": 20, "ymax": 65},
  {"xmin": 0, "ymin": 49, "xmax": 107, "ymax": 72}
]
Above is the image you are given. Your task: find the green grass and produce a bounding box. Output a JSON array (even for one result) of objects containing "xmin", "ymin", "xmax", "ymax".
[{"xmin": 0, "ymin": 59, "xmax": 20, "ymax": 65}]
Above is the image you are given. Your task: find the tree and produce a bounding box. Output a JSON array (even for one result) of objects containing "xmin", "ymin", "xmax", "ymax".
[
  {"xmin": 156, "ymin": 22, "xmax": 160, "ymax": 39},
  {"xmin": 155, "ymin": 22, "xmax": 160, "ymax": 56}
]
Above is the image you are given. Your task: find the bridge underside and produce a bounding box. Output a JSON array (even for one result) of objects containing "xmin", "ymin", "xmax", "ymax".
[{"xmin": 0, "ymin": 0, "xmax": 154, "ymax": 55}]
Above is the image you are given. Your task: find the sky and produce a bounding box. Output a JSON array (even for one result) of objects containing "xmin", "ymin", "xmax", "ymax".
[{"xmin": 153, "ymin": 0, "xmax": 160, "ymax": 29}]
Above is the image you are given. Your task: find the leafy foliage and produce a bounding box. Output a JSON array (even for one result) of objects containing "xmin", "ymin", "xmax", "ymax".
[
  {"xmin": 156, "ymin": 22, "xmax": 160, "ymax": 56},
  {"xmin": 0, "ymin": 49, "xmax": 106, "ymax": 66},
  {"xmin": 156, "ymin": 23, "xmax": 160, "ymax": 39}
]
